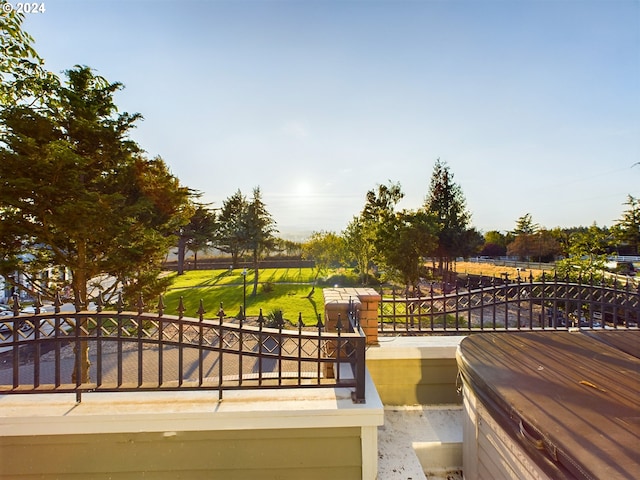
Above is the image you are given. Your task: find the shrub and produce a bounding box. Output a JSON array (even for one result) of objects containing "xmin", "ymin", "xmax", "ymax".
[{"xmin": 265, "ymin": 309, "xmax": 285, "ymax": 329}]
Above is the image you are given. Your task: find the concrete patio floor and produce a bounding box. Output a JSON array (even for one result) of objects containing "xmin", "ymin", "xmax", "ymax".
[{"xmin": 378, "ymin": 406, "xmax": 463, "ymax": 480}]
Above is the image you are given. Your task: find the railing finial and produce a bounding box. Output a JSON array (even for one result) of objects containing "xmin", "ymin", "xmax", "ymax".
[
  {"xmin": 197, "ymin": 299, "xmax": 206, "ymax": 320},
  {"xmin": 74, "ymin": 296, "xmax": 83, "ymax": 313},
  {"xmin": 116, "ymin": 293, "xmax": 124, "ymax": 313},
  {"xmin": 177, "ymin": 296, "xmax": 186, "ymax": 319},
  {"xmin": 96, "ymin": 292, "xmax": 104, "ymax": 312},
  {"xmin": 137, "ymin": 295, "xmax": 145, "ymax": 315},
  {"xmin": 11, "ymin": 293, "xmax": 20, "ymax": 316},
  {"xmin": 34, "ymin": 294, "xmax": 43, "ymax": 314},
  {"xmin": 157, "ymin": 295, "xmax": 165, "ymax": 317}
]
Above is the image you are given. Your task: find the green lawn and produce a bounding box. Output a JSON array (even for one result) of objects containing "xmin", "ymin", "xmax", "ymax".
[{"xmin": 163, "ymin": 268, "xmax": 322, "ymax": 326}]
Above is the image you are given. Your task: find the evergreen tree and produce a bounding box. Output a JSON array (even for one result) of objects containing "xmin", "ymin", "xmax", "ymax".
[
  {"xmin": 613, "ymin": 195, "xmax": 640, "ymax": 255},
  {"xmin": 215, "ymin": 190, "xmax": 248, "ymax": 267},
  {"xmin": 0, "ymin": 66, "xmax": 191, "ymax": 305},
  {"xmin": 512, "ymin": 213, "xmax": 539, "ymax": 235},
  {"xmin": 423, "ymin": 159, "xmax": 472, "ymax": 276},
  {"xmin": 177, "ymin": 203, "xmax": 218, "ymax": 274},
  {"xmin": 244, "ymin": 187, "xmax": 277, "ymax": 296}
]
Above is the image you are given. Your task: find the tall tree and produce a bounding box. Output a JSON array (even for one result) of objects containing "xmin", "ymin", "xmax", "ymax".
[
  {"xmin": 423, "ymin": 159, "xmax": 472, "ymax": 276},
  {"xmin": 244, "ymin": 187, "xmax": 277, "ymax": 296},
  {"xmin": 507, "ymin": 229, "xmax": 560, "ymax": 262},
  {"xmin": 302, "ymin": 231, "xmax": 345, "ymax": 295},
  {"xmin": 343, "ymin": 216, "xmax": 376, "ymax": 285},
  {"xmin": 344, "ymin": 181, "xmax": 404, "ymax": 285},
  {"xmin": 362, "ymin": 181, "xmax": 404, "ymax": 222},
  {"xmin": 612, "ymin": 195, "xmax": 640, "ymax": 255},
  {"xmin": 215, "ymin": 190, "xmax": 248, "ymax": 267},
  {"xmin": 374, "ymin": 210, "xmax": 438, "ymax": 289},
  {"xmin": 0, "ymin": 66, "xmax": 192, "ymax": 385},
  {"xmin": 177, "ymin": 203, "xmax": 218, "ymax": 274},
  {"xmin": 0, "ymin": 66, "xmax": 192, "ymax": 305},
  {"xmin": 512, "ymin": 213, "xmax": 539, "ymax": 236},
  {"xmin": 507, "ymin": 214, "xmax": 538, "ymax": 261}
]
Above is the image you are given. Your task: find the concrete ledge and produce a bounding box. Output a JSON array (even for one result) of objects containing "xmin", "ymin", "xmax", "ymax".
[
  {"xmin": 0, "ymin": 373, "xmax": 384, "ymax": 480},
  {"xmin": 367, "ymin": 336, "xmax": 465, "ymax": 360},
  {"xmin": 0, "ymin": 372, "xmax": 383, "ymax": 437}
]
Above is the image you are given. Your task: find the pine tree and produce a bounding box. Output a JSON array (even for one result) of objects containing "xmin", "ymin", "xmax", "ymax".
[
  {"xmin": 423, "ymin": 159, "xmax": 473, "ymax": 276},
  {"xmin": 244, "ymin": 187, "xmax": 277, "ymax": 296},
  {"xmin": 613, "ymin": 195, "xmax": 640, "ymax": 255},
  {"xmin": 0, "ymin": 66, "xmax": 191, "ymax": 305},
  {"xmin": 215, "ymin": 190, "xmax": 249, "ymax": 267}
]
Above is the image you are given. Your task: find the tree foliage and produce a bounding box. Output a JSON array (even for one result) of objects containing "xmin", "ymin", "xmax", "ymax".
[
  {"xmin": 480, "ymin": 230, "xmax": 509, "ymax": 257},
  {"xmin": 0, "ymin": 10, "xmax": 58, "ymax": 106},
  {"xmin": 512, "ymin": 213, "xmax": 539, "ymax": 236},
  {"xmin": 244, "ymin": 187, "xmax": 278, "ymax": 296},
  {"xmin": 612, "ymin": 195, "xmax": 640, "ymax": 255},
  {"xmin": 177, "ymin": 203, "xmax": 218, "ymax": 274},
  {"xmin": 507, "ymin": 229, "xmax": 561, "ymax": 262},
  {"xmin": 555, "ymin": 224, "xmax": 609, "ymax": 281},
  {"xmin": 0, "ymin": 66, "xmax": 192, "ymax": 305},
  {"xmin": 374, "ymin": 210, "xmax": 437, "ymax": 288},
  {"xmin": 343, "ymin": 216, "xmax": 376, "ymax": 284},
  {"xmin": 302, "ymin": 231, "xmax": 345, "ymax": 294},
  {"xmin": 342, "ymin": 181, "xmax": 404, "ymax": 285},
  {"xmin": 507, "ymin": 214, "xmax": 548, "ymax": 261},
  {"xmin": 423, "ymin": 159, "xmax": 474, "ymax": 273},
  {"xmin": 361, "ymin": 181, "xmax": 404, "ymax": 221},
  {"xmin": 215, "ymin": 190, "xmax": 248, "ymax": 266}
]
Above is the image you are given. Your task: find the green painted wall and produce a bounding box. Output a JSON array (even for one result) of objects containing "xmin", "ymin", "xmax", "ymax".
[
  {"xmin": 367, "ymin": 357, "xmax": 461, "ymax": 405},
  {"xmin": 0, "ymin": 427, "xmax": 361, "ymax": 479}
]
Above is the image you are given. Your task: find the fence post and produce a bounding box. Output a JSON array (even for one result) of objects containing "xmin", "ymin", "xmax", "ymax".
[{"xmin": 352, "ymin": 335, "xmax": 366, "ymax": 404}]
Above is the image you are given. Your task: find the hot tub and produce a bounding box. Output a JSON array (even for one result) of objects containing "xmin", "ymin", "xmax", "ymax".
[{"xmin": 457, "ymin": 331, "xmax": 640, "ymax": 480}]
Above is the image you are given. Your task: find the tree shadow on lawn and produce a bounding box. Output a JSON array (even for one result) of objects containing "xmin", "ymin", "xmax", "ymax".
[{"xmin": 163, "ymin": 284, "xmax": 321, "ymax": 325}]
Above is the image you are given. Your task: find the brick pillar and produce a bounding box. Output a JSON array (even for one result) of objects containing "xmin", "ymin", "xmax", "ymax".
[
  {"xmin": 322, "ymin": 288, "xmax": 381, "ymax": 378},
  {"xmin": 354, "ymin": 288, "xmax": 380, "ymax": 346}
]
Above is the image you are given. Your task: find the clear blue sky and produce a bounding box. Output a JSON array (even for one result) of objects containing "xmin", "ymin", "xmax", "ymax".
[{"xmin": 22, "ymin": 0, "xmax": 640, "ymax": 237}]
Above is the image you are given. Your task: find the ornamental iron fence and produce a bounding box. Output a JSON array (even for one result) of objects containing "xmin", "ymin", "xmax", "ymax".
[
  {"xmin": 0, "ymin": 294, "xmax": 366, "ymax": 403},
  {"xmin": 379, "ymin": 273, "xmax": 639, "ymax": 334}
]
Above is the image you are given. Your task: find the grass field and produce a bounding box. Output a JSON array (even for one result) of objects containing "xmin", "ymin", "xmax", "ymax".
[
  {"xmin": 164, "ymin": 268, "xmax": 322, "ymax": 325},
  {"xmin": 453, "ymin": 261, "xmax": 545, "ymax": 279},
  {"xmin": 162, "ymin": 262, "xmax": 546, "ymax": 326}
]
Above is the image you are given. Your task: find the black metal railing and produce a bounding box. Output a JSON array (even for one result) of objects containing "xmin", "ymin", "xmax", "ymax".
[
  {"xmin": 0, "ymin": 295, "xmax": 366, "ymax": 403},
  {"xmin": 380, "ymin": 274, "xmax": 639, "ymax": 334}
]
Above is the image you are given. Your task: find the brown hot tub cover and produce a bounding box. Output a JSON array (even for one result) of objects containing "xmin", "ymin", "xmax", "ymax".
[{"xmin": 457, "ymin": 331, "xmax": 640, "ymax": 480}]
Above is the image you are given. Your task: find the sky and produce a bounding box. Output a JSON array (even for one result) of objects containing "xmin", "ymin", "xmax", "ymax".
[{"xmin": 19, "ymin": 0, "xmax": 640, "ymax": 238}]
